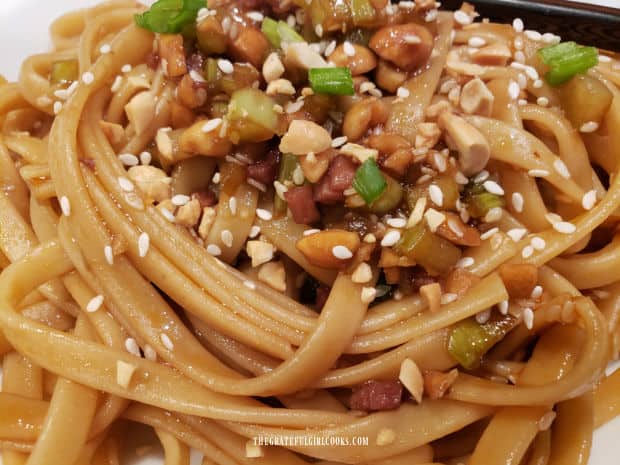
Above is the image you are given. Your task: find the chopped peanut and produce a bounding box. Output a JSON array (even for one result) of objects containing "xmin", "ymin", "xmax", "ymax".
[
  {"xmin": 340, "ymin": 143, "xmax": 378, "ymax": 163},
  {"xmin": 99, "ymin": 120, "xmax": 127, "ymax": 149},
  {"xmin": 156, "ymin": 127, "xmax": 174, "ymax": 160},
  {"xmin": 328, "ymin": 44, "xmax": 377, "ymax": 76},
  {"xmin": 284, "ymin": 42, "xmax": 328, "ymax": 70},
  {"xmin": 472, "ymin": 43, "xmax": 512, "ymax": 66},
  {"xmin": 444, "ymin": 268, "xmax": 481, "ymax": 296},
  {"xmin": 158, "ymin": 34, "xmax": 187, "ymax": 77},
  {"xmin": 179, "ymin": 120, "xmax": 232, "ymax": 157},
  {"xmin": 420, "ymin": 282, "xmax": 441, "ymax": 313},
  {"xmin": 296, "ymin": 229, "xmax": 360, "ymax": 269},
  {"xmin": 198, "ymin": 207, "xmax": 216, "ymax": 239},
  {"xmin": 116, "ymin": 360, "xmax": 137, "ymax": 389},
  {"xmin": 426, "ymin": 99, "xmax": 452, "ymax": 120},
  {"xmin": 415, "ymin": 122, "xmax": 441, "ymax": 151},
  {"xmin": 246, "ymin": 240, "xmax": 275, "ymax": 267},
  {"xmin": 230, "ymin": 27, "xmax": 269, "ymax": 68},
  {"xmin": 379, "ymin": 248, "xmax": 416, "ymax": 268},
  {"xmin": 438, "ymin": 112, "xmax": 490, "ymax": 176},
  {"xmin": 258, "ymin": 261, "xmax": 287, "ymax": 292},
  {"xmin": 299, "ymin": 150, "xmax": 332, "ymax": 183},
  {"xmin": 245, "ymin": 441, "xmax": 264, "ymax": 458},
  {"xmin": 446, "ymin": 49, "xmax": 486, "ymax": 77},
  {"xmin": 343, "ymin": 98, "xmax": 388, "ymax": 142},
  {"xmin": 279, "ymin": 120, "xmax": 332, "ymax": 155},
  {"xmin": 266, "ymin": 78, "xmax": 296, "ymax": 96},
  {"xmin": 499, "ymin": 264, "xmax": 538, "ymax": 299},
  {"xmin": 127, "ymin": 165, "xmax": 171, "ymax": 203},
  {"xmin": 375, "ymin": 60, "xmax": 407, "ymax": 93},
  {"xmin": 175, "ymin": 198, "xmax": 201, "ymax": 227},
  {"xmin": 436, "ymin": 213, "xmax": 481, "ymax": 246},
  {"xmin": 351, "ymin": 262, "xmax": 373, "ymax": 283},
  {"xmin": 399, "ymin": 358, "xmax": 424, "ymax": 403},
  {"xmin": 177, "ymin": 74, "xmax": 207, "ymax": 109},
  {"xmin": 125, "ymin": 91, "xmax": 156, "ymax": 136},
  {"xmin": 460, "ymin": 78, "xmax": 494, "ymax": 116},
  {"xmin": 370, "ymin": 24, "xmax": 433, "ymax": 71},
  {"xmin": 262, "ymin": 52, "xmax": 285, "ymax": 83},
  {"xmin": 382, "ymin": 148, "xmax": 414, "ymax": 178},
  {"xmin": 423, "ymin": 369, "xmax": 458, "ymax": 399}
]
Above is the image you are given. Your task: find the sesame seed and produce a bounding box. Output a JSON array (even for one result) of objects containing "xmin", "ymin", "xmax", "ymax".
[
  {"xmin": 217, "ymin": 59, "xmax": 234, "ymax": 74},
  {"xmin": 582, "ymin": 190, "xmax": 597, "ymax": 210},
  {"xmin": 514, "ymin": 37, "xmax": 524, "ymax": 50},
  {"xmin": 121, "ymin": 64, "xmax": 132, "ymax": 73},
  {"xmin": 229, "ymin": 197, "xmax": 237, "ymax": 215},
  {"xmin": 531, "ymin": 285, "xmax": 543, "ymax": 299},
  {"xmin": 118, "ymin": 177, "xmax": 134, "ymax": 192},
  {"xmin": 244, "ymin": 280, "xmax": 256, "ymax": 290},
  {"xmin": 246, "ymin": 11, "xmax": 264, "ymax": 21},
  {"xmin": 536, "ymin": 96, "xmax": 549, "ymax": 107},
  {"xmin": 538, "ymin": 411, "xmax": 557, "ymax": 431},
  {"xmin": 331, "ymin": 136, "xmax": 348, "ymax": 148},
  {"xmin": 60, "ymin": 196, "xmax": 71, "ymax": 216},
  {"xmin": 524, "ymin": 30, "xmax": 542, "ymax": 41},
  {"xmin": 86, "ymin": 295, "xmax": 104, "ymax": 312},
  {"xmin": 247, "ymin": 178, "xmax": 266, "ymax": 192},
  {"xmin": 171, "ymin": 194, "xmax": 190, "ymax": 206},
  {"xmin": 468, "ymin": 36, "xmax": 486, "ymax": 48},
  {"xmin": 579, "ymin": 121, "xmax": 599, "ymax": 133},
  {"xmin": 386, "ymin": 218, "xmax": 407, "ymax": 228},
  {"xmin": 508, "ymin": 80, "xmax": 520, "ymax": 100},
  {"xmin": 517, "ymin": 72, "xmax": 528, "ymax": 88},
  {"xmin": 396, "ymin": 87, "xmax": 410, "ymax": 99},
  {"xmin": 441, "ymin": 293, "xmax": 458, "ymax": 305},
  {"xmin": 53, "ymin": 101, "xmax": 63, "ymax": 114},
  {"xmin": 480, "ymin": 227, "xmax": 499, "ymax": 240},
  {"xmin": 160, "ymin": 207, "xmax": 175, "ymax": 222},
  {"xmin": 522, "ymin": 245, "xmax": 534, "ymax": 258},
  {"xmin": 118, "ymin": 153, "xmax": 139, "ymax": 166},
  {"xmin": 398, "ymin": 0, "xmax": 415, "ymax": 8},
  {"xmin": 138, "ymin": 232, "xmax": 150, "ymax": 257},
  {"xmin": 249, "ymin": 225, "xmax": 261, "ymax": 238},
  {"xmin": 553, "ymin": 221, "xmax": 576, "ymax": 234},
  {"xmin": 533, "ymin": 79, "xmax": 543, "ymax": 89},
  {"xmin": 528, "ymin": 169, "xmax": 549, "ymax": 178},
  {"xmin": 424, "ymin": 9, "xmax": 438, "ymax": 22},
  {"xmin": 99, "ymin": 44, "xmax": 112, "ymax": 55},
  {"xmin": 541, "ymin": 33, "xmax": 559, "ymax": 44},
  {"xmin": 332, "ymin": 245, "xmax": 353, "ymax": 259},
  {"xmin": 82, "ymin": 71, "xmax": 95, "ymax": 85},
  {"xmin": 428, "ymin": 184, "xmax": 444, "ymax": 207},
  {"xmin": 474, "ymin": 170, "xmax": 490, "ymax": 183},
  {"xmin": 523, "ymin": 308, "xmax": 534, "ymax": 330},
  {"xmin": 104, "ymin": 245, "xmax": 114, "ymax": 265},
  {"xmin": 483, "ymin": 180, "xmax": 504, "ymax": 196},
  {"xmin": 144, "ymin": 344, "xmax": 157, "ymax": 361},
  {"xmin": 484, "ymin": 207, "xmax": 503, "ymax": 223},
  {"xmin": 511, "ymin": 192, "xmax": 524, "ymax": 213},
  {"xmin": 403, "ymin": 34, "xmax": 421, "ymax": 44},
  {"xmin": 514, "ymin": 51, "xmax": 526, "ymax": 63},
  {"xmin": 139, "ymin": 151, "xmax": 152, "ymax": 165},
  {"xmin": 303, "ymin": 228, "xmax": 320, "ymax": 236},
  {"xmin": 475, "ymin": 309, "xmax": 491, "ymax": 324},
  {"xmin": 314, "ymin": 24, "xmax": 323, "ymax": 37},
  {"xmin": 531, "ymin": 236, "xmax": 546, "ymax": 250},
  {"xmin": 202, "ymin": 118, "xmax": 222, "ymax": 132},
  {"xmin": 125, "ymin": 338, "xmax": 141, "ymax": 357},
  {"xmin": 343, "ymin": 41, "xmax": 356, "ymax": 57},
  {"xmin": 454, "ymin": 10, "xmax": 472, "ymax": 25},
  {"xmin": 553, "ymin": 159, "xmax": 570, "ymax": 179},
  {"xmin": 498, "ymin": 300, "xmax": 509, "ymax": 315},
  {"xmin": 286, "ymin": 100, "xmax": 304, "ymax": 113},
  {"xmin": 111, "ymin": 75, "xmax": 123, "ymax": 92},
  {"xmin": 324, "ymin": 40, "xmax": 336, "ymax": 57},
  {"xmin": 256, "ymin": 208, "xmax": 272, "ymax": 221},
  {"xmin": 512, "ymin": 18, "xmax": 524, "ymax": 33},
  {"xmin": 361, "ymin": 287, "xmax": 377, "ymax": 304},
  {"xmin": 545, "ymin": 212, "xmax": 563, "ymax": 224},
  {"xmin": 425, "ymin": 209, "xmax": 446, "ymax": 232},
  {"xmin": 160, "ymin": 333, "xmax": 174, "ymax": 350},
  {"xmin": 212, "ymin": 172, "xmax": 221, "ymax": 184},
  {"xmin": 456, "ymin": 257, "xmax": 475, "ymax": 268},
  {"xmin": 204, "ymin": 244, "xmax": 225, "ymax": 260},
  {"xmin": 381, "ymin": 230, "xmax": 402, "ymax": 247},
  {"xmin": 221, "ymin": 230, "xmax": 234, "ymax": 248}
]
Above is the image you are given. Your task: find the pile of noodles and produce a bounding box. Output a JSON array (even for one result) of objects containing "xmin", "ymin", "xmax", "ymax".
[{"xmin": 0, "ymin": 1, "xmax": 620, "ymax": 465}]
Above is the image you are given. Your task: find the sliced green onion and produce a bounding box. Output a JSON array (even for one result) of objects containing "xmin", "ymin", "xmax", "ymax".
[
  {"xmin": 448, "ymin": 314, "xmax": 517, "ymax": 369},
  {"xmin": 463, "ymin": 182, "xmax": 505, "ymax": 218},
  {"xmin": 261, "ymin": 18, "xmax": 304, "ymax": 48},
  {"xmin": 309, "ymin": 67, "xmax": 355, "ymax": 96},
  {"xmin": 353, "ymin": 158, "xmax": 387, "ymax": 204},
  {"xmin": 134, "ymin": 0, "xmax": 204, "ymax": 34},
  {"xmin": 394, "ymin": 224, "xmax": 461, "ymax": 275},
  {"xmin": 274, "ymin": 153, "xmax": 298, "ymax": 216},
  {"xmin": 50, "ymin": 59, "xmax": 79, "ymax": 84},
  {"xmin": 538, "ymin": 41, "xmax": 599, "ymax": 86}
]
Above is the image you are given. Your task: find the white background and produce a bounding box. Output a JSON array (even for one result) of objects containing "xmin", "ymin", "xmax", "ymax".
[{"xmin": 0, "ymin": 0, "xmax": 618, "ymax": 464}]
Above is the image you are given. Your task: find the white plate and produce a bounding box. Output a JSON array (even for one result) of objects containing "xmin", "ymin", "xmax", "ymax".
[{"xmin": 0, "ymin": 1, "xmax": 618, "ymax": 464}]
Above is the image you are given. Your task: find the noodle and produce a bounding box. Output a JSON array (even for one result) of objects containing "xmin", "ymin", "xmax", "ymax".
[{"xmin": 0, "ymin": 1, "xmax": 619, "ymax": 463}]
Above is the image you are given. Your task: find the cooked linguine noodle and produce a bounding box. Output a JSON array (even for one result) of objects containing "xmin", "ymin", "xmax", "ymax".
[{"xmin": 1, "ymin": 1, "xmax": 620, "ymax": 464}]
